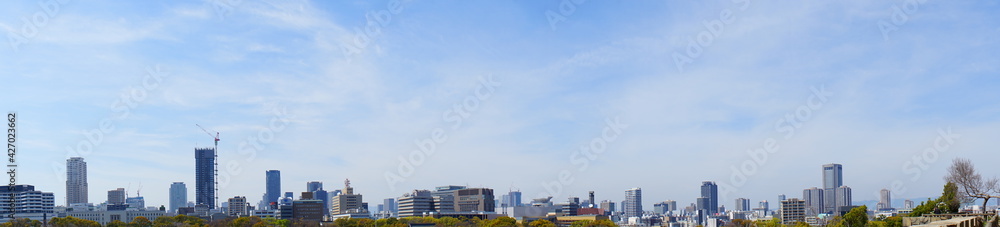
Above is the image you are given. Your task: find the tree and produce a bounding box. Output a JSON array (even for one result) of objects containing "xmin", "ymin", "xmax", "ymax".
[
  {"xmin": 727, "ymin": 219, "xmax": 753, "ymax": 227},
  {"xmin": 946, "ymin": 158, "xmax": 1000, "ymax": 213},
  {"xmin": 793, "ymin": 222, "xmax": 811, "ymax": 227},
  {"xmin": 529, "ymin": 219, "xmax": 556, "ymax": 227},
  {"xmin": 437, "ymin": 217, "xmax": 461, "ymax": 227},
  {"xmin": 486, "ymin": 217, "xmax": 518, "ymax": 227},
  {"xmin": 1, "ymin": 218, "xmax": 42, "ymax": 227},
  {"xmin": 106, "ymin": 220, "xmax": 129, "ymax": 227},
  {"xmin": 842, "ymin": 205, "xmax": 868, "ymax": 227}
]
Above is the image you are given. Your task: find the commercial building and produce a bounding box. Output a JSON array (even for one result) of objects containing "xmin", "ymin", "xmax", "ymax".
[
  {"xmin": 822, "ymin": 163, "xmax": 843, "ymax": 214},
  {"xmin": 57, "ymin": 209, "xmax": 165, "ymax": 225},
  {"xmin": 700, "ymin": 181, "xmax": 719, "ymax": 214},
  {"xmin": 169, "ymin": 182, "xmax": 187, "ymax": 213},
  {"xmin": 803, "ymin": 187, "xmax": 824, "ymax": 215},
  {"xmin": 228, "ymin": 196, "xmax": 249, "ymax": 217},
  {"xmin": 0, "ymin": 185, "xmax": 55, "ymax": 222},
  {"xmin": 878, "ymin": 188, "xmax": 892, "ymax": 211},
  {"xmin": 454, "ymin": 188, "xmax": 495, "ymax": 212},
  {"xmin": 66, "ymin": 157, "xmax": 89, "ymax": 206},
  {"xmin": 735, "ymin": 198, "xmax": 750, "ymax": 212},
  {"xmin": 398, "ymin": 190, "xmax": 435, "ymax": 217},
  {"xmin": 265, "ymin": 170, "xmax": 281, "ymax": 205},
  {"xmin": 331, "ymin": 179, "xmax": 364, "ymax": 215},
  {"xmin": 292, "ymin": 200, "xmax": 324, "ymax": 222},
  {"xmin": 107, "ymin": 188, "xmax": 126, "ymax": 205}
]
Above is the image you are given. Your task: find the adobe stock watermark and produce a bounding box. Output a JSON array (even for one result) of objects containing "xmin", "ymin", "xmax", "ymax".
[
  {"xmin": 718, "ymin": 85, "xmax": 833, "ymax": 199},
  {"xmin": 672, "ymin": 0, "xmax": 750, "ymax": 73},
  {"xmin": 545, "ymin": 0, "xmax": 587, "ymax": 31},
  {"xmin": 51, "ymin": 65, "xmax": 169, "ymax": 183},
  {"xmin": 384, "ymin": 75, "xmax": 501, "ymax": 192},
  {"xmin": 341, "ymin": 0, "xmax": 411, "ymax": 61},
  {"xmin": 878, "ymin": 0, "xmax": 928, "ymax": 41},
  {"xmin": 875, "ymin": 127, "xmax": 959, "ymax": 199},
  {"xmin": 7, "ymin": 0, "xmax": 69, "ymax": 52},
  {"xmin": 537, "ymin": 117, "xmax": 627, "ymax": 199},
  {"xmin": 218, "ymin": 105, "xmax": 294, "ymax": 189}
]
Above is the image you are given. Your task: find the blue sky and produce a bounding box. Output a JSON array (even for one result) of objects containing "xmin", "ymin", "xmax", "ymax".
[{"xmin": 2, "ymin": 0, "xmax": 1000, "ymax": 210}]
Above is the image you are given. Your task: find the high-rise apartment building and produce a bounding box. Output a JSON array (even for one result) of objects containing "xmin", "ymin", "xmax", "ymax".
[
  {"xmin": 169, "ymin": 182, "xmax": 187, "ymax": 213},
  {"xmin": 625, "ymin": 188, "xmax": 642, "ymax": 218},
  {"xmin": 780, "ymin": 198, "xmax": 806, "ymax": 225},
  {"xmin": 836, "ymin": 186, "xmax": 852, "ymax": 213},
  {"xmin": 228, "ymin": 196, "xmax": 249, "ymax": 216},
  {"xmin": 195, "ymin": 147, "xmax": 216, "ymax": 209},
  {"xmin": 66, "ymin": 157, "xmax": 88, "ymax": 206}
]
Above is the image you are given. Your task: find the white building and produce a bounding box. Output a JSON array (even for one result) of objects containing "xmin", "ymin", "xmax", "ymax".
[{"xmin": 58, "ymin": 209, "xmax": 166, "ymax": 225}]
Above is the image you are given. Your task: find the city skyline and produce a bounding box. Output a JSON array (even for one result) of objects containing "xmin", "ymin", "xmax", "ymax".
[{"xmin": 3, "ymin": 1, "xmax": 1000, "ymax": 212}]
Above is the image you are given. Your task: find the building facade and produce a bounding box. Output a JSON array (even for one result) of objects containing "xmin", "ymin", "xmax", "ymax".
[
  {"xmin": 265, "ymin": 170, "xmax": 281, "ymax": 206},
  {"xmin": 624, "ymin": 188, "xmax": 642, "ymax": 219},
  {"xmin": 701, "ymin": 181, "xmax": 719, "ymax": 214},
  {"xmin": 0, "ymin": 185, "xmax": 55, "ymax": 222},
  {"xmin": 228, "ymin": 196, "xmax": 249, "ymax": 217},
  {"xmin": 169, "ymin": 182, "xmax": 187, "ymax": 213},
  {"xmin": 822, "ymin": 163, "xmax": 843, "ymax": 214},
  {"xmin": 780, "ymin": 199, "xmax": 806, "ymax": 225},
  {"xmin": 195, "ymin": 147, "xmax": 216, "ymax": 209},
  {"xmin": 398, "ymin": 190, "xmax": 434, "ymax": 217},
  {"xmin": 66, "ymin": 157, "xmax": 89, "ymax": 206},
  {"xmin": 454, "ymin": 188, "xmax": 495, "ymax": 212},
  {"xmin": 107, "ymin": 188, "xmax": 126, "ymax": 205},
  {"xmin": 803, "ymin": 187, "xmax": 824, "ymax": 215},
  {"xmin": 331, "ymin": 179, "xmax": 364, "ymax": 214}
]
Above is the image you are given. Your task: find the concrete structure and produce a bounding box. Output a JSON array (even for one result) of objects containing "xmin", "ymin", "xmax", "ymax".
[
  {"xmin": 107, "ymin": 188, "xmax": 126, "ymax": 205},
  {"xmin": 600, "ymin": 200, "xmax": 615, "ymax": 214},
  {"xmin": 454, "ymin": 188, "xmax": 495, "ymax": 212},
  {"xmin": 735, "ymin": 198, "xmax": 751, "ymax": 212},
  {"xmin": 169, "ymin": 182, "xmax": 187, "ymax": 213},
  {"xmin": 836, "ymin": 186, "xmax": 853, "ymax": 213},
  {"xmin": 700, "ymin": 181, "xmax": 719, "ymax": 214},
  {"xmin": 195, "ymin": 147, "xmax": 217, "ymax": 209},
  {"xmin": 0, "ymin": 185, "xmax": 55, "ymax": 222},
  {"xmin": 57, "ymin": 209, "xmax": 165, "ymax": 225},
  {"xmin": 878, "ymin": 188, "xmax": 892, "ymax": 211},
  {"xmin": 265, "ymin": 170, "xmax": 281, "ymax": 205},
  {"xmin": 125, "ymin": 197, "xmax": 145, "ymax": 210},
  {"xmin": 803, "ymin": 187, "xmax": 824, "ymax": 215},
  {"xmin": 331, "ymin": 179, "xmax": 364, "ymax": 215},
  {"xmin": 228, "ymin": 196, "xmax": 249, "ymax": 217},
  {"xmin": 66, "ymin": 157, "xmax": 89, "ymax": 206},
  {"xmin": 292, "ymin": 200, "xmax": 324, "ymax": 222},
  {"xmin": 905, "ymin": 200, "xmax": 915, "ymax": 209},
  {"xmin": 383, "ymin": 198, "xmax": 397, "ymax": 217},
  {"xmin": 780, "ymin": 198, "xmax": 806, "ymax": 225},
  {"xmin": 822, "ymin": 163, "xmax": 843, "ymax": 214},
  {"xmin": 625, "ymin": 188, "xmax": 642, "ymax": 219},
  {"xmin": 306, "ymin": 181, "xmax": 322, "ymax": 192},
  {"xmin": 398, "ymin": 190, "xmax": 434, "ymax": 217}
]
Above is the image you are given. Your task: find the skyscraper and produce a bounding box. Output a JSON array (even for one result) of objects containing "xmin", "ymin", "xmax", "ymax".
[
  {"xmin": 735, "ymin": 198, "xmax": 751, "ymax": 211},
  {"xmin": 508, "ymin": 191, "xmax": 522, "ymax": 207},
  {"xmin": 877, "ymin": 188, "xmax": 892, "ymax": 211},
  {"xmin": 625, "ymin": 188, "xmax": 642, "ymax": 218},
  {"xmin": 265, "ymin": 170, "xmax": 281, "ymax": 206},
  {"xmin": 169, "ymin": 182, "xmax": 187, "ymax": 213},
  {"xmin": 307, "ymin": 181, "xmax": 323, "ymax": 192},
  {"xmin": 700, "ymin": 181, "xmax": 719, "ymax": 214},
  {"xmin": 383, "ymin": 198, "xmax": 397, "ymax": 216},
  {"xmin": 195, "ymin": 147, "xmax": 216, "ymax": 209},
  {"xmin": 803, "ymin": 187, "xmax": 824, "ymax": 215},
  {"xmin": 822, "ymin": 163, "xmax": 843, "ymax": 213},
  {"xmin": 66, "ymin": 157, "xmax": 88, "ymax": 206},
  {"xmin": 836, "ymin": 186, "xmax": 852, "ymax": 213}
]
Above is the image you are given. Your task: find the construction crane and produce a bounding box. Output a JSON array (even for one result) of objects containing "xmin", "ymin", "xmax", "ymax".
[{"xmin": 196, "ymin": 124, "xmax": 220, "ymax": 209}]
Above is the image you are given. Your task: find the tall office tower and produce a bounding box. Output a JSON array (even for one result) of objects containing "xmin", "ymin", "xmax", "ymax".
[
  {"xmin": 66, "ymin": 157, "xmax": 88, "ymax": 206},
  {"xmin": 107, "ymin": 188, "xmax": 126, "ymax": 205},
  {"xmin": 625, "ymin": 188, "xmax": 642, "ymax": 218},
  {"xmin": 700, "ymin": 181, "xmax": 719, "ymax": 214},
  {"xmin": 904, "ymin": 200, "xmax": 914, "ymax": 209},
  {"xmin": 665, "ymin": 200, "xmax": 677, "ymax": 212},
  {"xmin": 307, "ymin": 181, "xmax": 323, "ymax": 192},
  {"xmin": 759, "ymin": 200, "xmax": 769, "ymax": 210},
  {"xmin": 509, "ymin": 191, "xmax": 522, "ymax": 207},
  {"xmin": 778, "ymin": 194, "xmax": 786, "ymax": 202},
  {"xmin": 169, "ymin": 182, "xmax": 187, "ymax": 213},
  {"xmin": 265, "ymin": 170, "xmax": 280, "ymax": 205},
  {"xmin": 331, "ymin": 179, "xmax": 364, "ymax": 214},
  {"xmin": 803, "ymin": 187, "xmax": 824, "ymax": 215},
  {"xmin": 383, "ymin": 198, "xmax": 397, "ymax": 216},
  {"xmin": 836, "ymin": 186, "xmax": 852, "ymax": 213},
  {"xmin": 877, "ymin": 189, "xmax": 892, "ymax": 211},
  {"xmin": 735, "ymin": 198, "xmax": 751, "ymax": 211},
  {"xmin": 822, "ymin": 163, "xmax": 843, "ymax": 213},
  {"xmin": 195, "ymin": 147, "xmax": 217, "ymax": 209}
]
